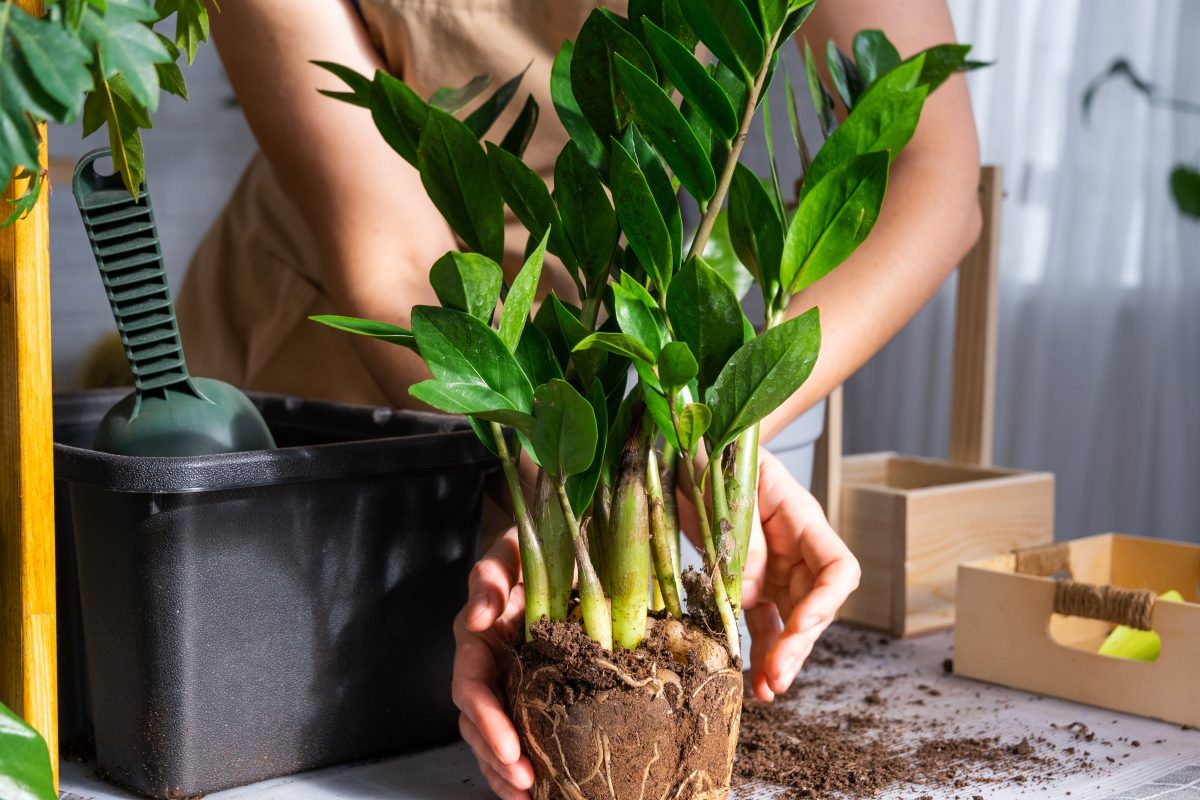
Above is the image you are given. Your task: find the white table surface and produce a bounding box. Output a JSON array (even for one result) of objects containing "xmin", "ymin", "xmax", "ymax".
[{"xmin": 59, "ymin": 625, "xmax": 1200, "ymax": 800}]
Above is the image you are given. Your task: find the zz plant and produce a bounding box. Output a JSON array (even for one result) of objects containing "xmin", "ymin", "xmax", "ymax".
[{"xmin": 313, "ymin": 1, "xmax": 979, "ymax": 659}]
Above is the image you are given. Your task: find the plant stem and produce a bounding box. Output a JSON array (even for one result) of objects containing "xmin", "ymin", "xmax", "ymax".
[
  {"xmin": 490, "ymin": 422, "xmax": 550, "ymax": 638},
  {"xmin": 590, "ymin": 482, "xmax": 612, "ymax": 595},
  {"xmin": 722, "ymin": 424, "xmax": 760, "ymax": 609},
  {"xmin": 606, "ymin": 424, "xmax": 653, "ymax": 650},
  {"xmin": 662, "ymin": 445, "xmax": 682, "ymax": 579},
  {"xmin": 647, "ymin": 444, "xmax": 683, "ymax": 617},
  {"xmin": 709, "ymin": 445, "xmax": 736, "ymax": 600},
  {"xmin": 686, "ymin": 30, "xmax": 784, "ymax": 264},
  {"xmin": 552, "ymin": 476, "xmax": 613, "ymax": 650},
  {"xmin": 534, "ymin": 471, "xmax": 574, "ymax": 620}
]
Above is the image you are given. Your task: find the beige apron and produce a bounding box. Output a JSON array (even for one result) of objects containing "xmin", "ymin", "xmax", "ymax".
[{"xmin": 177, "ymin": 0, "xmax": 624, "ymax": 404}]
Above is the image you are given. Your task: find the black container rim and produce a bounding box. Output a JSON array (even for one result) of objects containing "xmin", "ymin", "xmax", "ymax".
[{"xmin": 53, "ymin": 389, "xmax": 498, "ymax": 494}]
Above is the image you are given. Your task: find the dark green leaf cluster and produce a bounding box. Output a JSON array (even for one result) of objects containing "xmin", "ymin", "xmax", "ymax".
[{"xmin": 1, "ymin": 0, "xmax": 210, "ymax": 220}]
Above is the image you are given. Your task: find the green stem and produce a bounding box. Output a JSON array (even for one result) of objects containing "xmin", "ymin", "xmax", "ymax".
[
  {"xmin": 534, "ymin": 471, "xmax": 574, "ymax": 620},
  {"xmin": 709, "ymin": 444, "xmax": 736, "ymax": 603},
  {"xmin": 686, "ymin": 29, "xmax": 784, "ymax": 264},
  {"xmin": 490, "ymin": 422, "xmax": 549, "ymax": 638},
  {"xmin": 647, "ymin": 445, "xmax": 683, "ymax": 617},
  {"xmin": 589, "ymin": 482, "xmax": 612, "ymax": 596},
  {"xmin": 663, "ymin": 447, "xmax": 682, "ymax": 579},
  {"xmin": 722, "ymin": 424, "xmax": 760, "ymax": 609},
  {"xmin": 606, "ymin": 424, "xmax": 653, "ymax": 650},
  {"xmin": 552, "ymin": 477, "xmax": 612, "ymax": 651}
]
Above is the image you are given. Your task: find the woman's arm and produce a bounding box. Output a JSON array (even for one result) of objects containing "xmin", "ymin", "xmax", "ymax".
[
  {"xmin": 761, "ymin": 0, "xmax": 982, "ymax": 440},
  {"xmin": 209, "ymin": 0, "xmax": 458, "ymax": 408}
]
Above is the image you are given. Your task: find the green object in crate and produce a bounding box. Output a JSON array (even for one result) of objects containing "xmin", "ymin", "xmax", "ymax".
[
  {"xmin": 1098, "ymin": 590, "xmax": 1183, "ymax": 662},
  {"xmin": 72, "ymin": 149, "xmax": 276, "ymax": 457}
]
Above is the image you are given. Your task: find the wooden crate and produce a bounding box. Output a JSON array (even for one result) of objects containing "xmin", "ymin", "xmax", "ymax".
[
  {"xmin": 955, "ymin": 534, "xmax": 1200, "ymax": 728},
  {"xmin": 837, "ymin": 452, "xmax": 1053, "ymax": 636},
  {"xmin": 813, "ymin": 166, "xmax": 1056, "ymax": 637}
]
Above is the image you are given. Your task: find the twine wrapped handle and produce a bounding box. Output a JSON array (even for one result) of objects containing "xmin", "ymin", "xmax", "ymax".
[{"xmin": 1013, "ymin": 544, "xmax": 1158, "ymax": 631}]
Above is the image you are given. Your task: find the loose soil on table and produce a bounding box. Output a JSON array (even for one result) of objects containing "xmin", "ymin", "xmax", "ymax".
[{"xmin": 734, "ymin": 627, "xmax": 1098, "ymax": 799}]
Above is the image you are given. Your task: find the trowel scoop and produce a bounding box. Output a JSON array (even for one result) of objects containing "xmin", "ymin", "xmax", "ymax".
[{"xmin": 72, "ymin": 148, "xmax": 275, "ymax": 456}]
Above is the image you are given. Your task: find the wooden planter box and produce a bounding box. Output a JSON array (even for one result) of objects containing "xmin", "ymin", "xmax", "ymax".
[
  {"xmin": 835, "ymin": 452, "xmax": 1053, "ymax": 636},
  {"xmin": 955, "ymin": 534, "xmax": 1200, "ymax": 728}
]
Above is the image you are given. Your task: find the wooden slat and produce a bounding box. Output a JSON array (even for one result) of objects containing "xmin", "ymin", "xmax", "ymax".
[
  {"xmin": 0, "ymin": 0, "xmax": 58, "ymax": 781},
  {"xmin": 949, "ymin": 166, "xmax": 1003, "ymax": 466},
  {"xmin": 810, "ymin": 384, "xmax": 843, "ymax": 528}
]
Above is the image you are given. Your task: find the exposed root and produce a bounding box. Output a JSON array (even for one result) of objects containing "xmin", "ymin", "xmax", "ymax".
[
  {"xmin": 595, "ymin": 658, "xmax": 663, "ymax": 693},
  {"xmin": 639, "ymin": 743, "xmax": 661, "ymax": 800}
]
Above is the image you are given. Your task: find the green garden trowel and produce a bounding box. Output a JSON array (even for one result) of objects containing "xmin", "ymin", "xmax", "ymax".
[{"xmin": 73, "ymin": 148, "xmax": 275, "ymax": 456}]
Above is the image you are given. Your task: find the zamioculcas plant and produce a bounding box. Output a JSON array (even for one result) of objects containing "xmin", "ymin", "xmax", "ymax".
[
  {"xmin": 313, "ymin": 5, "xmax": 978, "ymax": 798},
  {"xmin": 0, "ymin": 702, "xmax": 55, "ymax": 800}
]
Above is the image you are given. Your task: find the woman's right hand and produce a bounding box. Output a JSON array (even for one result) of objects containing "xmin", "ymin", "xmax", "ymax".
[{"xmin": 451, "ymin": 529, "xmax": 535, "ymax": 800}]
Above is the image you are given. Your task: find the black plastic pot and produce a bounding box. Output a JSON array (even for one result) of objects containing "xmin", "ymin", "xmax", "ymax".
[{"xmin": 53, "ymin": 389, "xmax": 495, "ymax": 798}]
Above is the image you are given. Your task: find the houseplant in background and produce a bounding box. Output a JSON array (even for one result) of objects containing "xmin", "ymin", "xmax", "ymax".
[{"xmin": 314, "ymin": 2, "xmax": 975, "ymax": 796}]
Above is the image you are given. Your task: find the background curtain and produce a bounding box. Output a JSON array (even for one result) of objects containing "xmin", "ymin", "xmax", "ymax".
[{"xmin": 844, "ymin": 0, "xmax": 1200, "ymax": 543}]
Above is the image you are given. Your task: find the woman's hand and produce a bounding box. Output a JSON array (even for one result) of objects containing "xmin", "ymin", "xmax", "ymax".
[
  {"xmin": 451, "ymin": 529, "xmax": 534, "ymax": 800},
  {"xmin": 738, "ymin": 450, "xmax": 861, "ymax": 702}
]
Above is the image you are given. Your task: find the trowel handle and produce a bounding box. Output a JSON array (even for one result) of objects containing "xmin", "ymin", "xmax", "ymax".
[{"xmin": 73, "ymin": 149, "xmax": 200, "ymax": 399}]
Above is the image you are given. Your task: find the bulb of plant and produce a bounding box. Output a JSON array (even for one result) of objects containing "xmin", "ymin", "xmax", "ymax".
[{"xmin": 312, "ymin": 3, "xmax": 977, "ymax": 797}]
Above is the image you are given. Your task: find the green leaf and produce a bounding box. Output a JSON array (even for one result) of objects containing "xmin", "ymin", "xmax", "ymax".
[
  {"xmin": 554, "ymin": 140, "xmax": 618, "ymax": 287},
  {"xmin": 679, "ymin": 0, "xmax": 764, "ymax": 80},
  {"xmin": 629, "ymin": 0, "xmax": 698, "ymax": 51},
  {"xmin": 83, "ymin": 71, "xmax": 150, "ymax": 198},
  {"xmin": 369, "ymin": 70, "xmax": 429, "ymax": 166},
  {"xmin": 782, "ymin": 151, "xmax": 888, "ymax": 295},
  {"xmin": 7, "ymin": 6, "xmax": 93, "ymax": 111},
  {"xmin": 729, "ymin": 162, "xmax": 785, "ymax": 290},
  {"xmin": 539, "ymin": 294, "xmax": 607, "ymax": 386},
  {"xmin": 410, "ymin": 379, "xmax": 534, "ymax": 431},
  {"xmin": 853, "ymin": 30, "xmax": 901, "ymax": 86},
  {"xmin": 309, "ymin": 314, "xmax": 418, "ymax": 351},
  {"xmin": 705, "ymin": 307, "xmax": 821, "ymax": 451},
  {"xmin": 623, "ymin": 124, "xmax": 682, "ymax": 267},
  {"xmin": 566, "ymin": 378, "xmax": 609, "ymax": 513},
  {"xmin": 698, "ymin": 209, "xmax": 754, "ymax": 300},
  {"xmin": 610, "ymin": 136, "xmax": 673, "ymax": 293},
  {"xmin": 611, "ymin": 277, "xmax": 665, "ymax": 356},
  {"xmin": 913, "ymin": 43, "xmax": 977, "ymax": 92},
  {"xmin": 641, "ymin": 18, "xmax": 737, "ymax": 140},
  {"xmin": 666, "ymin": 256, "xmax": 744, "ymax": 395},
  {"xmin": 417, "ymin": 107, "xmax": 505, "ymax": 261},
  {"xmin": 429, "ymin": 251, "xmax": 504, "ymax": 322},
  {"xmin": 79, "ymin": 0, "xmax": 172, "ymax": 111},
  {"xmin": 613, "ymin": 54, "xmax": 717, "ymax": 201},
  {"xmin": 429, "ymin": 72, "xmax": 491, "ymax": 112},
  {"xmin": 411, "ymin": 305, "xmax": 533, "ymax": 412},
  {"xmin": 499, "ymin": 230, "xmax": 548, "ymax": 352},
  {"xmin": 465, "ymin": 62, "xmax": 529, "ymax": 137},
  {"xmin": 514, "ymin": 323, "xmax": 563, "ymax": 388},
  {"xmin": 499, "ymin": 95, "xmax": 539, "ymax": 157},
  {"xmin": 154, "ymin": 47, "xmax": 187, "ymax": 100},
  {"xmin": 825, "ymin": 40, "xmax": 864, "ymax": 110},
  {"xmin": 757, "ymin": 0, "xmax": 788, "ymax": 39},
  {"xmin": 574, "ymin": 331, "xmax": 655, "ymax": 365},
  {"xmin": 485, "ymin": 142, "xmax": 574, "ymax": 269},
  {"xmin": 571, "ymin": 8, "xmax": 656, "ymax": 144},
  {"xmin": 313, "ymin": 60, "xmax": 372, "ymax": 107},
  {"xmin": 1170, "ymin": 165, "xmax": 1200, "ymax": 218},
  {"xmin": 154, "ymin": 0, "xmax": 209, "ymax": 63},
  {"xmin": 1, "ymin": 170, "xmax": 41, "ymax": 228},
  {"xmin": 657, "ymin": 341, "xmax": 698, "ymax": 394},
  {"xmin": 530, "ymin": 379, "xmax": 598, "ymax": 478},
  {"xmin": 551, "ymin": 40, "xmax": 607, "ymax": 173},
  {"xmin": 804, "ymin": 40, "xmax": 836, "ymax": 137},
  {"xmin": 0, "ymin": 702, "xmax": 55, "ymax": 800},
  {"xmin": 676, "ymin": 402, "xmax": 711, "ymax": 452},
  {"xmin": 802, "ymin": 55, "xmax": 928, "ymax": 193}
]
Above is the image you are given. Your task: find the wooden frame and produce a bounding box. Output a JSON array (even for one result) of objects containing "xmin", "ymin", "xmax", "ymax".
[
  {"xmin": 0, "ymin": 0, "xmax": 58, "ymax": 782},
  {"xmin": 814, "ymin": 166, "xmax": 1056, "ymax": 637}
]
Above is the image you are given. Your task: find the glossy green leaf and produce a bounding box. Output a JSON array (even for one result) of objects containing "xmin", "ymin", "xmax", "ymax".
[
  {"xmin": 779, "ymin": 0, "xmax": 816, "ymax": 42},
  {"xmin": 82, "ymin": 72, "xmax": 151, "ymax": 198},
  {"xmin": 417, "ymin": 107, "xmax": 505, "ymax": 261},
  {"xmin": 0, "ymin": 702, "xmax": 55, "ymax": 800},
  {"xmin": 611, "ymin": 278, "xmax": 665, "ymax": 356},
  {"xmin": 641, "ymin": 18, "xmax": 737, "ymax": 140},
  {"xmin": 1, "ymin": 170, "xmax": 41, "ymax": 228},
  {"xmin": 551, "ymin": 40, "xmax": 607, "ymax": 173},
  {"xmin": 729, "ymin": 162, "xmax": 785, "ymax": 291},
  {"xmin": 571, "ymin": 8, "xmax": 656, "ymax": 144},
  {"xmin": 853, "ymin": 30, "xmax": 901, "ymax": 86},
  {"xmin": 705, "ymin": 307, "xmax": 821, "ymax": 451},
  {"xmin": 803, "ymin": 40, "xmax": 835, "ymax": 137},
  {"xmin": 410, "ymin": 379, "xmax": 534, "ymax": 431},
  {"xmin": 698, "ymin": 209, "xmax": 755, "ymax": 300},
  {"xmin": 657, "ymin": 341, "xmax": 698, "ymax": 394},
  {"xmin": 676, "ymin": 402, "xmax": 711, "ymax": 452},
  {"xmin": 782, "ymin": 151, "xmax": 888, "ymax": 295},
  {"xmin": 555, "ymin": 140, "xmax": 619, "ymax": 286},
  {"xmin": 574, "ymin": 331, "xmax": 655, "ymax": 365},
  {"xmin": 465, "ymin": 63, "xmax": 529, "ymax": 137},
  {"xmin": 666, "ymin": 256, "xmax": 745, "ymax": 395},
  {"xmin": 623, "ymin": 124, "xmax": 682, "ymax": 268},
  {"xmin": 1170, "ymin": 165, "xmax": 1200, "ymax": 218},
  {"xmin": 486, "ymin": 142, "xmax": 574, "ymax": 269},
  {"xmin": 500, "ymin": 95, "xmax": 539, "ymax": 157},
  {"xmin": 154, "ymin": 0, "xmax": 209, "ymax": 63},
  {"xmin": 365, "ymin": 70, "xmax": 429, "ymax": 166},
  {"xmin": 757, "ymin": 0, "xmax": 788, "ymax": 39},
  {"xmin": 530, "ymin": 378, "xmax": 598, "ymax": 478},
  {"xmin": 610, "ymin": 137, "xmax": 673, "ymax": 292},
  {"xmin": 429, "ymin": 72, "xmax": 491, "ymax": 112},
  {"xmin": 825, "ymin": 40, "xmax": 864, "ymax": 110},
  {"xmin": 514, "ymin": 322, "xmax": 564, "ymax": 389},
  {"xmin": 499, "ymin": 230, "xmax": 548, "ymax": 352},
  {"xmin": 544, "ymin": 294, "xmax": 607, "ymax": 386},
  {"xmin": 411, "ymin": 305, "xmax": 533, "ymax": 412},
  {"xmin": 761, "ymin": 90, "xmax": 786, "ymax": 221},
  {"xmin": 679, "ymin": 0, "xmax": 764, "ymax": 79},
  {"xmin": 613, "ymin": 54, "xmax": 717, "ymax": 201},
  {"xmin": 802, "ymin": 55, "xmax": 927, "ymax": 192},
  {"xmin": 913, "ymin": 43, "xmax": 980, "ymax": 92},
  {"xmin": 566, "ymin": 378, "xmax": 609, "ymax": 513},
  {"xmin": 629, "ymin": 0, "xmax": 697, "ymax": 51},
  {"xmin": 309, "ymin": 314, "xmax": 418, "ymax": 352},
  {"xmin": 429, "ymin": 251, "xmax": 504, "ymax": 322},
  {"xmin": 783, "ymin": 62, "xmax": 809, "ymax": 169},
  {"xmin": 313, "ymin": 60, "xmax": 372, "ymax": 107}
]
